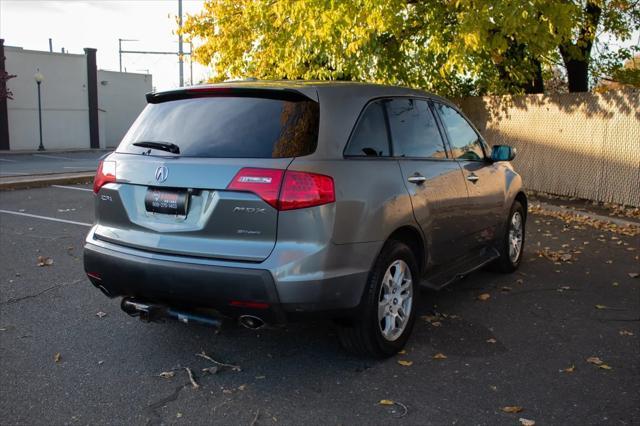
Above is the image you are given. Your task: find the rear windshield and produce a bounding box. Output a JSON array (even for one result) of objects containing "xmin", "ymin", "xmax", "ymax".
[{"xmin": 117, "ymin": 96, "xmax": 319, "ymax": 158}]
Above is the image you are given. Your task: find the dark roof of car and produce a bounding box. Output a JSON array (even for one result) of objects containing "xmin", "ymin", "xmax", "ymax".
[{"xmin": 149, "ymin": 80, "xmax": 451, "ymax": 105}]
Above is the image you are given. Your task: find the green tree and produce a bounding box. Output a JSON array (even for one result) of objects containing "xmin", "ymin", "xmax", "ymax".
[{"xmin": 181, "ymin": 0, "xmax": 639, "ymax": 96}]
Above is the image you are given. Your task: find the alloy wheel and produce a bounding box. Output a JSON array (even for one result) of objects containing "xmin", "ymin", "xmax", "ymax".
[{"xmin": 377, "ymin": 259, "xmax": 413, "ymax": 342}]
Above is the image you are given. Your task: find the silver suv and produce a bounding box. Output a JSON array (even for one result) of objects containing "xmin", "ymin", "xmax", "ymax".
[{"xmin": 84, "ymin": 81, "xmax": 526, "ymax": 358}]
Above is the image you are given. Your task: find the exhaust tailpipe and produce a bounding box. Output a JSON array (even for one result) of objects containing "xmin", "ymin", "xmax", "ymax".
[{"xmin": 238, "ymin": 315, "xmax": 265, "ymax": 329}]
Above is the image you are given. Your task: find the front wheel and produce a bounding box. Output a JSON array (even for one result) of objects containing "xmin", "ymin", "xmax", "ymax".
[
  {"xmin": 338, "ymin": 240, "xmax": 418, "ymax": 358},
  {"xmin": 494, "ymin": 200, "xmax": 526, "ymax": 273}
]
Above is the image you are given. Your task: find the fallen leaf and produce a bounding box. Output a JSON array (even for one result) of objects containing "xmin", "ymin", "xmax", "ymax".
[
  {"xmin": 561, "ymin": 365, "xmax": 575, "ymax": 373},
  {"xmin": 629, "ymin": 272, "xmax": 639, "ymax": 278},
  {"xmin": 379, "ymin": 399, "xmax": 395, "ymax": 406},
  {"xmin": 159, "ymin": 371, "xmax": 175, "ymax": 379},
  {"xmin": 598, "ymin": 364, "xmax": 612, "ymax": 370},
  {"xmin": 37, "ymin": 256, "xmax": 54, "ymax": 267},
  {"xmin": 595, "ymin": 304, "xmax": 608, "ymax": 310},
  {"xmin": 477, "ymin": 293, "xmax": 491, "ymax": 301},
  {"xmin": 431, "ymin": 321, "xmax": 442, "ymax": 327},
  {"xmin": 500, "ymin": 286, "xmax": 512, "ymax": 292},
  {"xmin": 501, "ymin": 406, "xmax": 523, "ymax": 414},
  {"xmin": 237, "ymin": 384, "xmax": 247, "ymax": 391},
  {"xmin": 612, "ymin": 282, "xmax": 619, "ymax": 287},
  {"xmin": 519, "ymin": 418, "xmax": 536, "ymax": 426},
  {"xmin": 421, "ymin": 314, "xmax": 439, "ymax": 322},
  {"xmin": 255, "ymin": 375, "xmax": 266, "ymax": 379},
  {"xmin": 586, "ymin": 356, "xmax": 603, "ymax": 365},
  {"xmin": 397, "ymin": 360, "xmax": 413, "ymax": 367},
  {"xmin": 619, "ymin": 329, "xmax": 634, "ymax": 336},
  {"xmin": 176, "ymin": 413, "xmax": 182, "ymax": 418},
  {"xmin": 54, "ymin": 352, "xmax": 61, "ymax": 363},
  {"xmin": 432, "ymin": 353, "xmax": 447, "ymax": 360},
  {"xmin": 486, "ymin": 338, "xmax": 497, "ymax": 344},
  {"xmin": 398, "ymin": 350, "xmax": 407, "ymax": 355},
  {"xmin": 96, "ymin": 311, "xmax": 107, "ymax": 318}
]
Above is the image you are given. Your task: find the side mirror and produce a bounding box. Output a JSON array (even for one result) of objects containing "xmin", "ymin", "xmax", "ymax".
[{"xmin": 491, "ymin": 145, "xmax": 516, "ymax": 162}]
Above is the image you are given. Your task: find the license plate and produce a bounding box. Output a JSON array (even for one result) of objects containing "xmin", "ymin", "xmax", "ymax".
[{"xmin": 145, "ymin": 188, "xmax": 189, "ymax": 215}]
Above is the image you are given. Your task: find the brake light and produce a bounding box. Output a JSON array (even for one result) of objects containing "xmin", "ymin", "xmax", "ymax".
[
  {"xmin": 279, "ymin": 171, "xmax": 335, "ymax": 210},
  {"xmin": 227, "ymin": 168, "xmax": 335, "ymax": 210},
  {"xmin": 93, "ymin": 160, "xmax": 116, "ymax": 194},
  {"xmin": 227, "ymin": 168, "xmax": 284, "ymax": 209}
]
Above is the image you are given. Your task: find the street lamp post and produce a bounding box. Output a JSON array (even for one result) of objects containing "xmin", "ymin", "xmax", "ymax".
[{"xmin": 34, "ymin": 70, "xmax": 44, "ymax": 151}]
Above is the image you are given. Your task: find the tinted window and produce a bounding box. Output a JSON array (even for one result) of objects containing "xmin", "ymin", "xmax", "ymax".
[
  {"xmin": 435, "ymin": 103, "xmax": 485, "ymax": 161},
  {"xmin": 117, "ymin": 97, "xmax": 319, "ymax": 158},
  {"xmin": 386, "ymin": 98, "xmax": 447, "ymax": 158},
  {"xmin": 345, "ymin": 101, "xmax": 390, "ymax": 157}
]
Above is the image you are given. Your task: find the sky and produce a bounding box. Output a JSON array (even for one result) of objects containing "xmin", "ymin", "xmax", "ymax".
[{"xmin": 0, "ymin": 0, "xmax": 208, "ymax": 91}]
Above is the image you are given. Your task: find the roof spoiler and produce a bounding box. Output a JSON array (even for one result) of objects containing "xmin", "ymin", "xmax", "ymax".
[{"xmin": 145, "ymin": 86, "xmax": 316, "ymax": 104}]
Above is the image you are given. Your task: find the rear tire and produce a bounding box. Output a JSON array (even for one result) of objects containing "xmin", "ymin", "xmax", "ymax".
[
  {"xmin": 338, "ymin": 240, "xmax": 418, "ymax": 358},
  {"xmin": 494, "ymin": 200, "xmax": 525, "ymax": 273}
]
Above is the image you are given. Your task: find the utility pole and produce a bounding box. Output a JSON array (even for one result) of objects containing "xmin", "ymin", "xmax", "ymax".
[
  {"xmin": 117, "ymin": 0, "xmax": 193, "ymax": 86},
  {"xmin": 178, "ymin": 0, "xmax": 184, "ymax": 87},
  {"xmin": 118, "ymin": 38, "xmax": 138, "ymax": 73},
  {"xmin": 189, "ymin": 41, "xmax": 193, "ymax": 85}
]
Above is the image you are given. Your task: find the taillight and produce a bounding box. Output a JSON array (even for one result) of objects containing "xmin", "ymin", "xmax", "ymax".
[
  {"xmin": 279, "ymin": 171, "xmax": 335, "ymax": 210},
  {"xmin": 227, "ymin": 168, "xmax": 284, "ymax": 209},
  {"xmin": 93, "ymin": 160, "xmax": 116, "ymax": 194},
  {"xmin": 227, "ymin": 168, "xmax": 335, "ymax": 211}
]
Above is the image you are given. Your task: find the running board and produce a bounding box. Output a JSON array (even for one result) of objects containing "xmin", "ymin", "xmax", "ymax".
[{"xmin": 420, "ymin": 247, "xmax": 500, "ymax": 291}]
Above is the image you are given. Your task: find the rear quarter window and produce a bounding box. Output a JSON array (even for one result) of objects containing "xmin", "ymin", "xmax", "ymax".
[{"xmin": 117, "ymin": 96, "xmax": 319, "ymax": 158}]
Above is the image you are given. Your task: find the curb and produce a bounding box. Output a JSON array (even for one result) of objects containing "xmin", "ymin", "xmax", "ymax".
[
  {"xmin": 0, "ymin": 149, "xmax": 112, "ymax": 156},
  {"xmin": 535, "ymin": 202, "xmax": 640, "ymax": 229},
  {"xmin": 0, "ymin": 172, "xmax": 94, "ymax": 190}
]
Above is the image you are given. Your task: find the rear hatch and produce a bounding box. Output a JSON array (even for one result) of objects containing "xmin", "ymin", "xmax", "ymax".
[{"xmin": 92, "ymin": 87, "xmax": 320, "ymax": 262}]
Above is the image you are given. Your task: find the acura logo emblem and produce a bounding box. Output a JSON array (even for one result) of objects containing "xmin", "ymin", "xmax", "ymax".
[{"xmin": 155, "ymin": 166, "xmax": 168, "ymax": 183}]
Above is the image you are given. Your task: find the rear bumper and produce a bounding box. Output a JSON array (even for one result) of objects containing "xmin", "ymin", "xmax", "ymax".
[
  {"xmin": 84, "ymin": 242, "xmax": 287, "ymax": 323},
  {"xmin": 83, "ymin": 233, "xmax": 377, "ymax": 323}
]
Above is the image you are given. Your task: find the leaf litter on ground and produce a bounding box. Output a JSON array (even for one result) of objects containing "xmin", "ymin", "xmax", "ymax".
[{"xmin": 37, "ymin": 256, "xmax": 54, "ymax": 267}]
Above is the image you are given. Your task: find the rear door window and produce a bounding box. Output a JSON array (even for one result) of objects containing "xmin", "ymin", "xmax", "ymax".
[
  {"xmin": 344, "ymin": 101, "xmax": 390, "ymax": 157},
  {"xmin": 117, "ymin": 96, "xmax": 319, "ymax": 158},
  {"xmin": 386, "ymin": 98, "xmax": 448, "ymax": 159}
]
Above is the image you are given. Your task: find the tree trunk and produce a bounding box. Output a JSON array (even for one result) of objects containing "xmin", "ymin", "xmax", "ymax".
[
  {"xmin": 563, "ymin": 56, "xmax": 590, "ymax": 92},
  {"xmin": 522, "ymin": 58, "xmax": 544, "ymax": 94},
  {"xmin": 559, "ymin": 1, "xmax": 601, "ymax": 92}
]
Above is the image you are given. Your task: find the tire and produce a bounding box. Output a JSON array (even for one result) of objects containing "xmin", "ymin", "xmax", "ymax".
[
  {"xmin": 494, "ymin": 200, "xmax": 526, "ymax": 273},
  {"xmin": 338, "ymin": 240, "xmax": 418, "ymax": 358}
]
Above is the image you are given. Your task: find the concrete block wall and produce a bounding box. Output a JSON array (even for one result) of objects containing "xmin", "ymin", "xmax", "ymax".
[{"xmin": 1, "ymin": 41, "xmax": 152, "ymax": 151}]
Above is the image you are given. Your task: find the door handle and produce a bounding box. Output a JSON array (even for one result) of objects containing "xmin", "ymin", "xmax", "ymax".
[
  {"xmin": 407, "ymin": 174, "xmax": 427, "ymax": 185},
  {"xmin": 466, "ymin": 173, "xmax": 479, "ymax": 183}
]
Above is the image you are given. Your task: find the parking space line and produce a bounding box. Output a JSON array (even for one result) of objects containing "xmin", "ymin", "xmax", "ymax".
[
  {"xmin": 32, "ymin": 154, "xmax": 77, "ymax": 161},
  {"xmin": 0, "ymin": 158, "xmax": 17, "ymax": 162},
  {"xmin": 52, "ymin": 185, "xmax": 93, "ymax": 192},
  {"xmin": 0, "ymin": 209, "xmax": 92, "ymax": 227}
]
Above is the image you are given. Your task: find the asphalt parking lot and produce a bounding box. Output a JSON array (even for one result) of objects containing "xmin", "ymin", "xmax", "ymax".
[
  {"xmin": 0, "ymin": 185, "xmax": 638, "ymax": 425},
  {"xmin": 0, "ymin": 151, "xmax": 108, "ymax": 177}
]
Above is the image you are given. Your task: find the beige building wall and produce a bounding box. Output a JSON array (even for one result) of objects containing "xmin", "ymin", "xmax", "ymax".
[{"xmin": 457, "ymin": 89, "xmax": 640, "ymax": 207}]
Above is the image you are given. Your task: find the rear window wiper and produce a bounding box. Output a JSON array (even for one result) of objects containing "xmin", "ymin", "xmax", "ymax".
[{"xmin": 132, "ymin": 141, "xmax": 180, "ymax": 154}]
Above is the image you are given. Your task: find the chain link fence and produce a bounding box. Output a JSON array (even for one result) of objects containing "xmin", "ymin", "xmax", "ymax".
[{"xmin": 457, "ymin": 89, "xmax": 640, "ymax": 207}]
